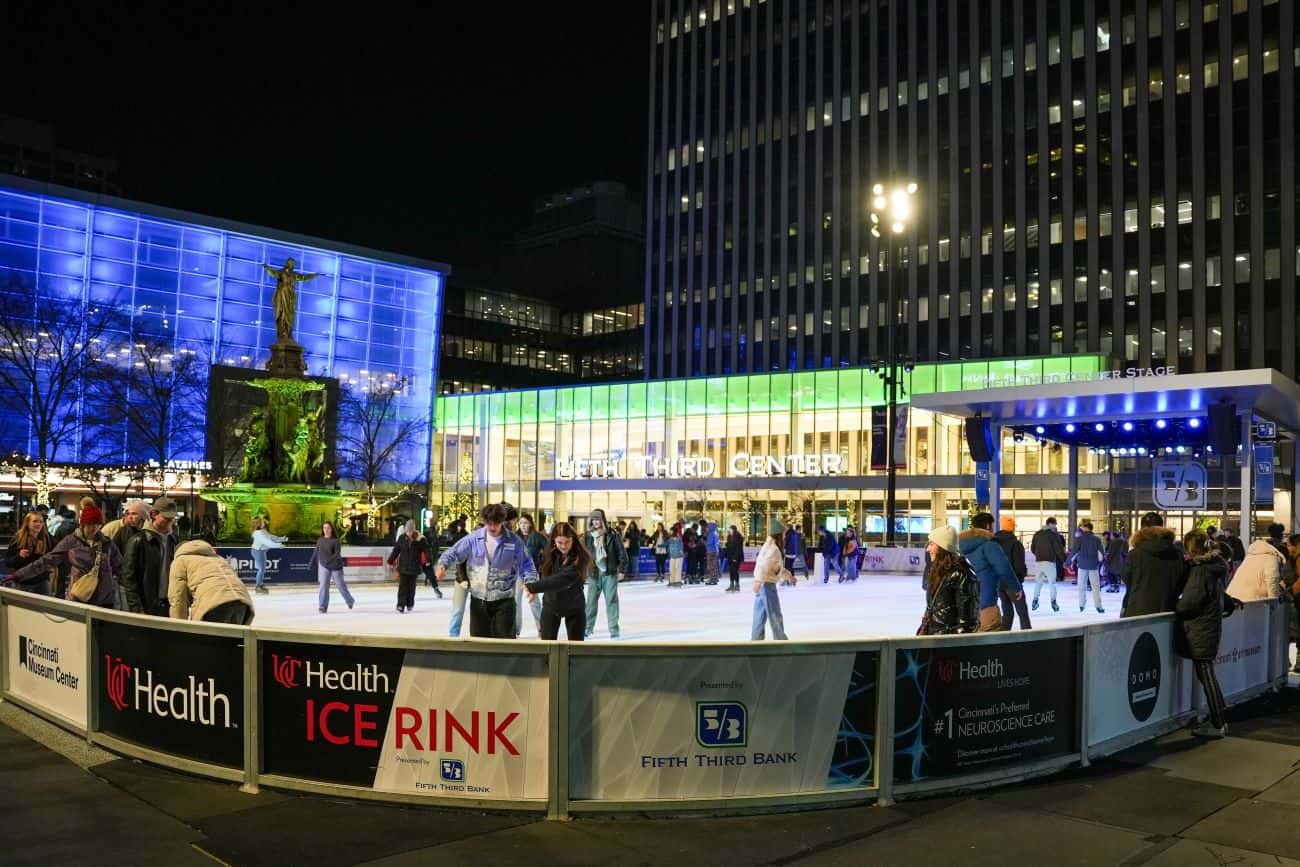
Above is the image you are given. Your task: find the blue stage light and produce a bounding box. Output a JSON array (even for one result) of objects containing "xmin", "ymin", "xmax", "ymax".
[
  {"xmin": 1094, "ymin": 423, "xmax": 1105, "ymax": 432},
  {"xmin": 1155, "ymin": 419, "xmax": 1167, "ymax": 429},
  {"xmin": 1122, "ymin": 421, "xmax": 1134, "ymax": 432},
  {"xmin": 1138, "ymin": 447, "xmax": 1147, "ymax": 455},
  {"xmin": 1176, "ymin": 445, "xmax": 1186, "ymax": 454},
  {"xmin": 1189, "ymin": 418, "xmax": 1201, "ymax": 429},
  {"xmin": 1035, "ymin": 425, "xmax": 1046, "ymax": 435},
  {"xmin": 1065, "ymin": 423, "xmax": 1076, "ymax": 433}
]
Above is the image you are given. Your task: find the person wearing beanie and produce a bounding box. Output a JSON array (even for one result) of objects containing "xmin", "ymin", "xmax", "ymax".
[
  {"xmin": 102, "ymin": 500, "xmax": 153, "ymax": 562},
  {"xmin": 582, "ymin": 508, "xmax": 627, "ymax": 639},
  {"xmin": 959, "ymin": 513, "xmax": 1024, "ymax": 632},
  {"xmin": 121, "ymin": 497, "xmax": 179, "ymax": 617},
  {"xmin": 992, "ymin": 516, "xmax": 1030, "ymax": 630},
  {"xmin": 920, "ymin": 526, "xmax": 978, "ymax": 634},
  {"xmin": 387, "ymin": 519, "xmax": 429, "ymax": 613},
  {"xmin": 9, "ymin": 503, "xmax": 121, "ymax": 608}
]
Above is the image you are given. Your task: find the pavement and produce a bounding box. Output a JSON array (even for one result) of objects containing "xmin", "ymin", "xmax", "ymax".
[{"xmin": 2, "ymin": 685, "xmax": 1299, "ymax": 867}]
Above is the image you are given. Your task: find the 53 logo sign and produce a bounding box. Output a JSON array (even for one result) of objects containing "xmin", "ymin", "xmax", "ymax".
[{"xmin": 696, "ymin": 701, "xmax": 747, "ymax": 748}]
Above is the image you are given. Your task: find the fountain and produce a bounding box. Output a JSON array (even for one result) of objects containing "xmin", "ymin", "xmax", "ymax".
[{"xmin": 200, "ymin": 259, "xmax": 350, "ymax": 540}]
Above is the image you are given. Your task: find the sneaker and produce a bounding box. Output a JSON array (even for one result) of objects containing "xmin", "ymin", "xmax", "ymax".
[
  {"xmin": 319, "ymin": 608, "xmax": 327, "ymax": 613},
  {"xmin": 1080, "ymin": 606, "xmax": 1085, "ymax": 613},
  {"xmin": 1031, "ymin": 600, "xmax": 1039, "ymax": 611},
  {"xmin": 347, "ymin": 600, "xmax": 354, "ymax": 610},
  {"xmin": 435, "ymin": 590, "xmax": 444, "ymax": 599},
  {"xmin": 397, "ymin": 605, "xmax": 405, "ymax": 613},
  {"xmin": 1190, "ymin": 720, "xmax": 1227, "ymax": 739},
  {"xmin": 1051, "ymin": 601, "xmax": 1059, "ymax": 612},
  {"xmin": 1096, "ymin": 606, "xmax": 1106, "ymax": 614},
  {"xmin": 255, "ymin": 586, "xmax": 269, "ymax": 595}
]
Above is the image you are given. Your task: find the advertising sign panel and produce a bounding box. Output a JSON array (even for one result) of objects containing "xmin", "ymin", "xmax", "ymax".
[
  {"xmin": 1086, "ymin": 619, "xmax": 1191, "ymax": 747},
  {"xmin": 567, "ymin": 651, "xmax": 879, "ymax": 800},
  {"xmin": 5, "ymin": 603, "xmax": 87, "ymax": 729},
  {"xmin": 216, "ymin": 546, "xmax": 390, "ymax": 584},
  {"xmin": 1214, "ymin": 602, "xmax": 1270, "ymax": 700},
  {"xmin": 893, "ymin": 638, "xmax": 1079, "ymax": 784},
  {"xmin": 262, "ymin": 641, "xmax": 549, "ymax": 800},
  {"xmin": 95, "ymin": 620, "xmax": 244, "ymax": 767}
]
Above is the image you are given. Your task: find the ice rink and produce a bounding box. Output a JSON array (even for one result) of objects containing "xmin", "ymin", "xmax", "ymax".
[{"xmin": 248, "ymin": 573, "xmax": 1126, "ymax": 642}]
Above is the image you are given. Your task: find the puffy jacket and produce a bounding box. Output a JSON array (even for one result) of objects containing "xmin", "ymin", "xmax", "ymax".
[
  {"xmin": 992, "ymin": 530, "xmax": 1028, "ymax": 579},
  {"xmin": 1121, "ymin": 526, "xmax": 1188, "ymax": 617},
  {"xmin": 526, "ymin": 559, "xmax": 586, "ymax": 612},
  {"xmin": 1105, "ymin": 535, "xmax": 1128, "ymax": 573},
  {"xmin": 1071, "ymin": 530, "xmax": 1105, "ymax": 570},
  {"xmin": 1176, "ymin": 552, "xmax": 1228, "ymax": 660},
  {"xmin": 667, "ymin": 535, "xmax": 684, "ymax": 558},
  {"xmin": 705, "ymin": 527, "xmax": 720, "ymax": 554},
  {"xmin": 725, "ymin": 533, "xmax": 744, "ymax": 562},
  {"xmin": 436, "ymin": 526, "xmax": 539, "ymax": 601},
  {"xmin": 784, "ymin": 530, "xmax": 800, "ymax": 556},
  {"xmin": 1226, "ymin": 540, "xmax": 1283, "ymax": 602},
  {"xmin": 121, "ymin": 527, "xmax": 175, "ymax": 615},
  {"xmin": 924, "ymin": 559, "xmax": 980, "ymax": 634},
  {"xmin": 388, "ymin": 535, "xmax": 430, "ymax": 576},
  {"xmin": 11, "ymin": 530, "xmax": 121, "ymax": 608},
  {"xmin": 169, "ymin": 540, "xmax": 254, "ymax": 622},
  {"xmin": 959, "ymin": 528, "xmax": 1022, "ymax": 608},
  {"xmin": 753, "ymin": 538, "xmax": 784, "ymax": 584},
  {"xmin": 1030, "ymin": 527, "xmax": 1066, "ymax": 563}
]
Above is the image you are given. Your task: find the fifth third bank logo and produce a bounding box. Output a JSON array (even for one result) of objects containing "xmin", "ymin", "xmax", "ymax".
[{"xmin": 696, "ymin": 701, "xmax": 747, "ymax": 748}]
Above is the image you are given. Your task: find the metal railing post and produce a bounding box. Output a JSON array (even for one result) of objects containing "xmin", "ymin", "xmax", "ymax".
[
  {"xmin": 547, "ymin": 642, "xmax": 570, "ymax": 820},
  {"xmin": 1077, "ymin": 630, "xmax": 1090, "ymax": 767},
  {"xmin": 85, "ymin": 610, "xmax": 97, "ymax": 741},
  {"xmin": 875, "ymin": 641, "xmax": 896, "ymax": 806},
  {"xmin": 241, "ymin": 630, "xmax": 259, "ymax": 795}
]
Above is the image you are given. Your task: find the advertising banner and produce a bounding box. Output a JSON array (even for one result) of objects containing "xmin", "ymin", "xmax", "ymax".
[
  {"xmin": 1086, "ymin": 619, "xmax": 1191, "ymax": 747},
  {"xmin": 1214, "ymin": 602, "xmax": 1271, "ymax": 700},
  {"xmin": 1253, "ymin": 444, "xmax": 1274, "ymax": 506},
  {"xmin": 216, "ymin": 546, "xmax": 391, "ymax": 584},
  {"xmin": 95, "ymin": 620, "xmax": 244, "ymax": 768},
  {"xmin": 870, "ymin": 407, "xmax": 887, "ymax": 470},
  {"xmin": 5, "ymin": 603, "xmax": 87, "ymax": 729},
  {"xmin": 567, "ymin": 651, "xmax": 879, "ymax": 800},
  {"xmin": 261, "ymin": 641, "xmax": 549, "ymax": 800},
  {"xmin": 856, "ymin": 548, "xmax": 927, "ymax": 574},
  {"xmin": 893, "ymin": 638, "xmax": 1079, "ymax": 784}
]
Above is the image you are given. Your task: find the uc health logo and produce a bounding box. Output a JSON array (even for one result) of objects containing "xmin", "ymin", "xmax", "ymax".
[
  {"xmin": 936, "ymin": 657, "xmax": 957, "ymax": 684},
  {"xmin": 272, "ymin": 654, "xmax": 303, "ymax": 689},
  {"xmin": 105, "ymin": 655, "xmax": 131, "ymax": 711},
  {"xmin": 696, "ymin": 701, "xmax": 747, "ymax": 748}
]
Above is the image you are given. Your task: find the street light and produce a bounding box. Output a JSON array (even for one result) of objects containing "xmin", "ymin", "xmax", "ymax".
[{"xmin": 868, "ymin": 182, "xmax": 918, "ymax": 546}]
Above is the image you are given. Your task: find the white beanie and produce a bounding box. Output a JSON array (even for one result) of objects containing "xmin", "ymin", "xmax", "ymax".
[{"xmin": 928, "ymin": 525, "xmax": 960, "ymax": 554}]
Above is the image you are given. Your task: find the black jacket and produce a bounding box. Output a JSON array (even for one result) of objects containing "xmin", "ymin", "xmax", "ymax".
[
  {"xmin": 387, "ymin": 536, "xmax": 430, "ymax": 576},
  {"xmin": 724, "ymin": 533, "xmax": 744, "ymax": 562},
  {"xmin": 1105, "ymin": 535, "xmax": 1129, "ymax": 573},
  {"xmin": 1030, "ymin": 526, "xmax": 1066, "ymax": 563},
  {"xmin": 1121, "ymin": 526, "xmax": 1188, "ymax": 617},
  {"xmin": 923, "ymin": 562, "xmax": 979, "ymax": 635},
  {"xmin": 1176, "ymin": 552, "xmax": 1229, "ymax": 660},
  {"xmin": 526, "ymin": 560, "xmax": 586, "ymax": 611},
  {"xmin": 1227, "ymin": 535, "xmax": 1247, "ymax": 563},
  {"xmin": 992, "ymin": 530, "xmax": 1028, "ymax": 580},
  {"xmin": 121, "ymin": 528, "xmax": 174, "ymax": 615},
  {"xmin": 4, "ymin": 534, "xmax": 55, "ymax": 589}
]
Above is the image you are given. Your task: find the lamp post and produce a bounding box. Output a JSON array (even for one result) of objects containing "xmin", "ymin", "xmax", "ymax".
[{"xmin": 868, "ymin": 182, "xmax": 917, "ymax": 546}]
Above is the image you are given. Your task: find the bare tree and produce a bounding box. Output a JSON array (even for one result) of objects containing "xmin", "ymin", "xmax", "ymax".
[
  {"xmin": 87, "ymin": 334, "xmax": 208, "ymax": 495},
  {"xmin": 0, "ymin": 276, "xmax": 123, "ymax": 504},
  {"xmin": 337, "ymin": 375, "xmax": 428, "ymax": 530}
]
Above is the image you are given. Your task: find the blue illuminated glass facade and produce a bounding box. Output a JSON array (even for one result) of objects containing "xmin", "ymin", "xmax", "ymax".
[{"xmin": 0, "ymin": 179, "xmax": 446, "ymax": 479}]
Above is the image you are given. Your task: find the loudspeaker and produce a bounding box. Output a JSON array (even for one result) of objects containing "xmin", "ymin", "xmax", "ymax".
[
  {"xmin": 1208, "ymin": 403, "xmax": 1239, "ymax": 455},
  {"xmin": 965, "ymin": 417, "xmax": 994, "ymax": 462}
]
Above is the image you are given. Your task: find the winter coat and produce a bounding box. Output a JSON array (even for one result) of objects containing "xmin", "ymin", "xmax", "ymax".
[
  {"xmin": 1176, "ymin": 552, "xmax": 1229, "ymax": 660},
  {"xmin": 520, "ymin": 530, "xmax": 548, "ymax": 567},
  {"xmin": 1105, "ymin": 535, "xmax": 1128, "ymax": 574},
  {"xmin": 992, "ymin": 530, "xmax": 1028, "ymax": 579},
  {"xmin": 387, "ymin": 535, "xmax": 430, "ymax": 576},
  {"xmin": 1071, "ymin": 530, "xmax": 1105, "ymax": 570},
  {"xmin": 725, "ymin": 533, "xmax": 744, "ymax": 562},
  {"xmin": 819, "ymin": 531, "xmax": 839, "ymax": 557},
  {"xmin": 958, "ymin": 528, "xmax": 1021, "ymax": 608},
  {"xmin": 667, "ymin": 535, "xmax": 684, "ymax": 558},
  {"xmin": 10, "ymin": 529, "xmax": 120, "ymax": 608},
  {"xmin": 121, "ymin": 527, "xmax": 176, "ymax": 615},
  {"xmin": 436, "ymin": 526, "xmax": 539, "ymax": 601},
  {"xmin": 584, "ymin": 528, "xmax": 628, "ymax": 577},
  {"xmin": 251, "ymin": 528, "xmax": 287, "ymax": 551},
  {"xmin": 169, "ymin": 540, "xmax": 254, "ymax": 622},
  {"xmin": 753, "ymin": 538, "xmax": 784, "ymax": 584},
  {"xmin": 784, "ymin": 530, "xmax": 800, "ymax": 557},
  {"xmin": 1121, "ymin": 526, "xmax": 1188, "ymax": 617},
  {"xmin": 1227, "ymin": 535, "xmax": 1247, "ymax": 563},
  {"xmin": 526, "ymin": 558, "xmax": 586, "ymax": 612},
  {"xmin": 1030, "ymin": 526, "xmax": 1066, "ymax": 564},
  {"xmin": 923, "ymin": 559, "xmax": 980, "ymax": 634},
  {"xmin": 103, "ymin": 519, "xmax": 142, "ymax": 560},
  {"xmin": 1226, "ymin": 540, "xmax": 1284, "ymax": 602},
  {"xmin": 309, "ymin": 536, "xmax": 345, "ymax": 572},
  {"xmin": 705, "ymin": 527, "xmax": 720, "ymax": 554},
  {"xmin": 4, "ymin": 533, "xmax": 56, "ymax": 588}
]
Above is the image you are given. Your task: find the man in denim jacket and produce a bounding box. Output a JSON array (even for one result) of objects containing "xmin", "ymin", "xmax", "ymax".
[{"xmin": 436, "ymin": 502, "xmax": 538, "ymax": 638}]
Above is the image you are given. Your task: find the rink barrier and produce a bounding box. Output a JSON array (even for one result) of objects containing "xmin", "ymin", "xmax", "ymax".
[{"xmin": 0, "ymin": 587, "xmax": 1289, "ymax": 818}]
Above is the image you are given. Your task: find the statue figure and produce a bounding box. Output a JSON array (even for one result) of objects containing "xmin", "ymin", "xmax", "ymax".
[
  {"xmin": 304, "ymin": 405, "xmax": 326, "ymax": 479},
  {"xmin": 241, "ymin": 411, "xmax": 269, "ymax": 481},
  {"xmin": 263, "ymin": 258, "xmax": 320, "ymax": 343},
  {"xmin": 284, "ymin": 413, "xmax": 312, "ymax": 482}
]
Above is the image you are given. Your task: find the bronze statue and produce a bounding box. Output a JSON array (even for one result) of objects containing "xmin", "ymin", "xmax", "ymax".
[{"xmin": 263, "ymin": 258, "xmax": 319, "ymax": 342}]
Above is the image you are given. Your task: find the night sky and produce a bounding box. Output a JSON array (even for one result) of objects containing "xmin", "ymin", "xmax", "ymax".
[{"xmin": 4, "ymin": 3, "xmax": 650, "ymax": 266}]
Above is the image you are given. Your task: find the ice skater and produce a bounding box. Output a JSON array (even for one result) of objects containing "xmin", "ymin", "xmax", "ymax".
[
  {"xmin": 310, "ymin": 521, "xmax": 354, "ymax": 613},
  {"xmin": 818, "ymin": 527, "xmax": 845, "ymax": 583},
  {"xmin": 751, "ymin": 531, "xmax": 789, "ymax": 640},
  {"xmin": 436, "ymin": 503, "xmax": 537, "ymax": 639},
  {"xmin": 387, "ymin": 520, "xmax": 429, "ymax": 613},
  {"xmin": 1071, "ymin": 519, "xmax": 1106, "ymax": 613},
  {"xmin": 524, "ymin": 521, "xmax": 590, "ymax": 640},
  {"xmin": 1030, "ymin": 517, "xmax": 1065, "ymax": 612},
  {"xmin": 583, "ymin": 508, "xmax": 627, "ymax": 637},
  {"xmin": 667, "ymin": 523, "xmax": 685, "ymax": 586},
  {"xmin": 724, "ymin": 525, "xmax": 744, "ymax": 592},
  {"xmin": 249, "ymin": 516, "xmax": 286, "ymax": 595}
]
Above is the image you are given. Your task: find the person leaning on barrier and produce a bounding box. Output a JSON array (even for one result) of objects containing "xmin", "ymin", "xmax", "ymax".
[
  {"xmin": 1227, "ymin": 536, "xmax": 1285, "ymax": 602},
  {"xmin": 121, "ymin": 497, "xmax": 180, "ymax": 617},
  {"xmin": 1177, "ymin": 528, "xmax": 1238, "ymax": 739},
  {"xmin": 524, "ymin": 521, "xmax": 591, "ymax": 641},
  {"xmin": 920, "ymin": 527, "xmax": 979, "ymax": 635},
  {"xmin": 168, "ymin": 539, "xmax": 255, "ymax": 624},
  {"xmin": 1121, "ymin": 512, "xmax": 1188, "ymax": 618},
  {"xmin": 3, "ymin": 510, "xmax": 56, "ymax": 595},
  {"xmin": 9, "ymin": 505, "xmax": 121, "ymax": 608},
  {"xmin": 102, "ymin": 499, "xmax": 152, "ymax": 560}
]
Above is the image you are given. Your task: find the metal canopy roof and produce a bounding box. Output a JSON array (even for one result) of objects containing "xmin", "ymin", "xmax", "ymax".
[{"xmin": 910, "ymin": 368, "xmax": 1300, "ymax": 431}]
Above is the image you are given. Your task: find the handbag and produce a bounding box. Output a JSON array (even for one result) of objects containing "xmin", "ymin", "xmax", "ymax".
[{"xmin": 68, "ymin": 540, "xmax": 104, "ymax": 603}]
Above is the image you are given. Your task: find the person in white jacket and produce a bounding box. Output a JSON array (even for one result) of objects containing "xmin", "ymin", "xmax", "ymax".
[
  {"xmin": 751, "ymin": 532, "xmax": 789, "ymax": 640},
  {"xmin": 250, "ymin": 516, "xmax": 287, "ymax": 595},
  {"xmin": 1226, "ymin": 538, "xmax": 1284, "ymax": 602}
]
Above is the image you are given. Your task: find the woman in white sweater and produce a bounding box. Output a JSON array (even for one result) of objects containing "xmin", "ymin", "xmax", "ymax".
[
  {"xmin": 250, "ymin": 516, "xmax": 287, "ymax": 595},
  {"xmin": 751, "ymin": 532, "xmax": 789, "ymax": 640},
  {"xmin": 1226, "ymin": 539, "xmax": 1284, "ymax": 602}
]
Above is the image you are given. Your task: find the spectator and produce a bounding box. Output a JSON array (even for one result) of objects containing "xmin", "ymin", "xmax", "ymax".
[
  {"xmin": 1222, "ymin": 527, "xmax": 1246, "ymax": 569},
  {"xmin": 436, "ymin": 502, "xmax": 538, "ymax": 639},
  {"xmin": 959, "ymin": 513, "xmax": 1022, "ymax": 632},
  {"xmin": 1121, "ymin": 512, "xmax": 1188, "ymax": 617},
  {"xmin": 1071, "ymin": 519, "xmax": 1106, "ymax": 614},
  {"xmin": 1287, "ymin": 534, "xmax": 1300, "ymax": 674},
  {"xmin": 1177, "ymin": 529, "xmax": 1234, "ymax": 738},
  {"xmin": 250, "ymin": 516, "xmax": 286, "ymax": 595},
  {"xmin": 920, "ymin": 526, "xmax": 979, "ymax": 635},
  {"xmin": 1226, "ymin": 536, "xmax": 1284, "ymax": 602},
  {"xmin": 524, "ymin": 521, "xmax": 591, "ymax": 641},
  {"xmin": 751, "ymin": 531, "xmax": 789, "ymax": 640},
  {"xmin": 651, "ymin": 522, "xmax": 670, "ymax": 582},
  {"xmin": 3, "ymin": 511, "xmax": 56, "ymax": 595},
  {"xmin": 102, "ymin": 500, "xmax": 152, "ymax": 558},
  {"xmin": 993, "ymin": 516, "xmax": 1030, "ymax": 630},
  {"xmin": 121, "ymin": 497, "xmax": 179, "ymax": 617},
  {"xmin": 724, "ymin": 525, "xmax": 745, "ymax": 592},
  {"xmin": 625, "ymin": 521, "xmax": 642, "ymax": 581},
  {"xmin": 1030, "ymin": 517, "xmax": 1067, "ymax": 613},
  {"xmin": 169, "ymin": 540, "xmax": 255, "ymax": 624},
  {"xmin": 9, "ymin": 505, "xmax": 120, "ymax": 608},
  {"xmin": 1266, "ymin": 523, "xmax": 1289, "ymax": 560}
]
